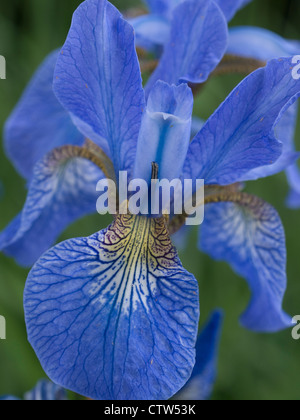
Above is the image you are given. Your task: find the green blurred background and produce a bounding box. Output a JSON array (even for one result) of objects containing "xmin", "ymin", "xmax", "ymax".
[{"xmin": 0, "ymin": 0, "xmax": 299, "ymax": 400}]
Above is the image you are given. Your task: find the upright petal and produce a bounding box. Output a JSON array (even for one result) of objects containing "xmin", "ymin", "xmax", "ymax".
[
  {"xmin": 215, "ymin": 0, "xmax": 253, "ymax": 21},
  {"xmin": 4, "ymin": 50, "xmax": 84, "ymax": 180},
  {"xmin": 134, "ymin": 81, "xmax": 193, "ymax": 184},
  {"xmin": 175, "ymin": 310, "xmax": 223, "ymax": 400},
  {"xmin": 184, "ymin": 58, "xmax": 300, "ymax": 186},
  {"xmin": 145, "ymin": 0, "xmax": 228, "ymax": 94},
  {"xmin": 0, "ymin": 146, "xmax": 104, "ymax": 267},
  {"xmin": 228, "ymin": 27, "xmax": 300, "ymax": 61},
  {"xmin": 200, "ymin": 197, "xmax": 292, "ymax": 332},
  {"xmin": 54, "ymin": 0, "xmax": 145, "ymax": 176},
  {"xmin": 24, "ymin": 214, "xmax": 200, "ymax": 400}
]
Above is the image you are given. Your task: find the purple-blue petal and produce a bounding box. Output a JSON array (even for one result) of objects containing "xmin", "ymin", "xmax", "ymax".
[
  {"xmin": 4, "ymin": 50, "xmax": 84, "ymax": 180},
  {"xmin": 226, "ymin": 28, "xmax": 300, "ymax": 190},
  {"xmin": 145, "ymin": 0, "xmax": 228, "ymax": 94},
  {"xmin": 245, "ymin": 103, "xmax": 300, "ymax": 180},
  {"xmin": 175, "ymin": 310, "xmax": 223, "ymax": 400},
  {"xmin": 24, "ymin": 214, "xmax": 199, "ymax": 400},
  {"xmin": 134, "ymin": 81, "xmax": 193, "ymax": 184},
  {"xmin": 184, "ymin": 57, "xmax": 300, "ymax": 186},
  {"xmin": 54, "ymin": 0, "xmax": 145, "ymax": 176},
  {"xmin": 200, "ymin": 200, "xmax": 292, "ymax": 332},
  {"xmin": 0, "ymin": 148, "xmax": 103, "ymax": 267}
]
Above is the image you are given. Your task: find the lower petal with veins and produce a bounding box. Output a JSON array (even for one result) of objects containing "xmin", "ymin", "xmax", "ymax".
[{"xmin": 24, "ymin": 214, "xmax": 199, "ymax": 400}]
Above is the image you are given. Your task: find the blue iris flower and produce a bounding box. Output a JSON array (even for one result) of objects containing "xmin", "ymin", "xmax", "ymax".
[
  {"xmin": 0, "ymin": 380, "xmax": 66, "ymax": 401},
  {"xmin": 0, "ymin": 0, "xmax": 228, "ymax": 267},
  {"xmin": 1, "ymin": 0, "xmax": 300, "ymax": 400}
]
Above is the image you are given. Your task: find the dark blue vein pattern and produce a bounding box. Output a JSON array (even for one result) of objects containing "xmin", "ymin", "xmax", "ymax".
[
  {"xmin": 54, "ymin": 0, "xmax": 145, "ymax": 177},
  {"xmin": 24, "ymin": 214, "xmax": 200, "ymax": 400},
  {"xmin": 0, "ymin": 146, "xmax": 103, "ymax": 267},
  {"xmin": 200, "ymin": 197, "xmax": 291, "ymax": 332}
]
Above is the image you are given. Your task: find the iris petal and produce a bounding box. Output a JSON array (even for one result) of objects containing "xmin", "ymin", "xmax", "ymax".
[
  {"xmin": 145, "ymin": 0, "xmax": 228, "ymax": 94},
  {"xmin": 200, "ymin": 198, "xmax": 292, "ymax": 332},
  {"xmin": 0, "ymin": 146, "xmax": 104, "ymax": 267},
  {"xmin": 175, "ymin": 310, "xmax": 223, "ymax": 400},
  {"xmin": 4, "ymin": 50, "xmax": 84, "ymax": 180},
  {"xmin": 226, "ymin": 28, "xmax": 300, "ymax": 190},
  {"xmin": 184, "ymin": 57, "xmax": 300, "ymax": 186},
  {"xmin": 54, "ymin": 0, "xmax": 145, "ymax": 177},
  {"xmin": 228, "ymin": 27, "xmax": 300, "ymax": 61},
  {"xmin": 134, "ymin": 81, "xmax": 193, "ymax": 184},
  {"xmin": 24, "ymin": 214, "xmax": 199, "ymax": 400},
  {"xmin": 245, "ymin": 103, "xmax": 300, "ymax": 180}
]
